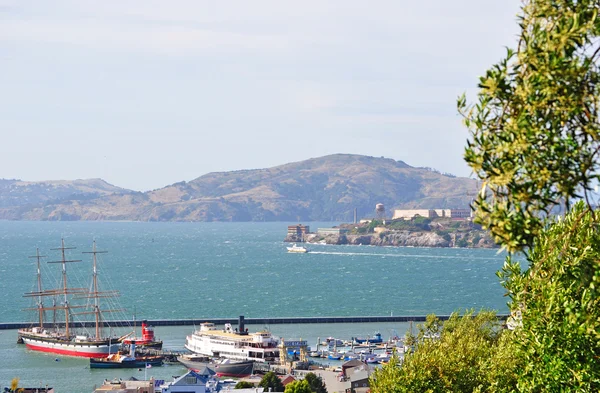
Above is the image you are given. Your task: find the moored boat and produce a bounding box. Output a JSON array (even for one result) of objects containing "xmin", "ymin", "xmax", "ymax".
[
  {"xmin": 321, "ymin": 337, "xmax": 344, "ymax": 347},
  {"xmin": 121, "ymin": 320, "xmax": 163, "ymax": 349},
  {"xmin": 352, "ymin": 332, "xmax": 383, "ymax": 345},
  {"xmin": 177, "ymin": 354, "xmax": 254, "ymax": 378},
  {"xmin": 327, "ymin": 351, "xmax": 342, "ymax": 360},
  {"xmin": 18, "ymin": 241, "xmax": 123, "ymax": 358},
  {"xmin": 185, "ymin": 316, "xmax": 279, "ymax": 363},
  {"xmin": 90, "ymin": 342, "xmax": 164, "ymax": 369}
]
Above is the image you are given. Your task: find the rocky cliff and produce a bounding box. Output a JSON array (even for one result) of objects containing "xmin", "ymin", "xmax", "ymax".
[{"xmin": 286, "ymin": 230, "xmax": 495, "ymax": 248}]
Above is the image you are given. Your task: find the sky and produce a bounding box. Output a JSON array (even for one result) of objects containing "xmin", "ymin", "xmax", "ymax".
[{"xmin": 1, "ymin": 1, "xmax": 522, "ymax": 191}]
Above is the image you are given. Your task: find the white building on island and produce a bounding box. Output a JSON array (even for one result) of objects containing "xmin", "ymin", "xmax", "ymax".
[{"xmin": 392, "ymin": 208, "xmax": 472, "ymax": 220}]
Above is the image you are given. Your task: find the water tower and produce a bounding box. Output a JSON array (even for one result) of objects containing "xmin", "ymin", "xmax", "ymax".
[{"xmin": 376, "ymin": 203, "xmax": 386, "ymax": 224}]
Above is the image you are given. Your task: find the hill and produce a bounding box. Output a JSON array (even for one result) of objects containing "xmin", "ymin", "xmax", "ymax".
[{"xmin": 0, "ymin": 154, "xmax": 477, "ymax": 221}]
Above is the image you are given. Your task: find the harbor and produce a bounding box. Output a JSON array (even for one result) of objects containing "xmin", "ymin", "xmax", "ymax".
[
  {"xmin": 2, "ymin": 321, "xmax": 412, "ymax": 392},
  {"xmin": 0, "ymin": 220, "xmax": 510, "ymax": 391}
]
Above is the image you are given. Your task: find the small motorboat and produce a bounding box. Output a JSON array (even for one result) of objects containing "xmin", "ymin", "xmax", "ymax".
[
  {"xmin": 90, "ymin": 342, "xmax": 163, "ymax": 369},
  {"xmin": 287, "ymin": 244, "xmax": 308, "ymax": 253},
  {"xmin": 352, "ymin": 332, "xmax": 383, "ymax": 345},
  {"xmin": 327, "ymin": 352, "xmax": 343, "ymax": 360}
]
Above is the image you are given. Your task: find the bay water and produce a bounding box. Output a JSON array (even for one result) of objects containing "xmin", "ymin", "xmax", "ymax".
[{"xmin": 0, "ymin": 221, "xmax": 509, "ymax": 391}]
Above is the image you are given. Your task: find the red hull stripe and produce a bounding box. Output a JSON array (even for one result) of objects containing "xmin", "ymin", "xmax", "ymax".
[
  {"xmin": 25, "ymin": 343, "xmax": 109, "ymax": 358},
  {"xmin": 188, "ymin": 368, "xmax": 250, "ymax": 378},
  {"xmin": 216, "ymin": 372, "xmax": 251, "ymax": 377}
]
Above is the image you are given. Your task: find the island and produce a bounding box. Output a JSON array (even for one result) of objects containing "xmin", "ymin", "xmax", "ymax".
[{"xmin": 285, "ymin": 216, "xmax": 497, "ymax": 248}]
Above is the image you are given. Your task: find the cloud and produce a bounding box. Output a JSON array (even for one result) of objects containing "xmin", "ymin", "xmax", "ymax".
[
  {"xmin": 1, "ymin": 20, "xmax": 289, "ymax": 55},
  {"xmin": 0, "ymin": 0, "xmax": 522, "ymax": 190}
]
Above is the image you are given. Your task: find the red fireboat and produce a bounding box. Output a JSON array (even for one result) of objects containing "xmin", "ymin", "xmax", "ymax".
[{"xmin": 122, "ymin": 320, "xmax": 163, "ymax": 349}]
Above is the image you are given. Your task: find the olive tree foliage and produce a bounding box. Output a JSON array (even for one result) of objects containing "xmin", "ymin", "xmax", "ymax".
[
  {"xmin": 259, "ymin": 371, "xmax": 285, "ymax": 392},
  {"xmin": 234, "ymin": 381, "xmax": 255, "ymax": 389},
  {"xmin": 303, "ymin": 372, "xmax": 327, "ymax": 393},
  {"xmin": 284, "ymin": 380, "xmax": 313, "ymax": 393},
  {"xmin": 457, "ymin": 0, "xmax": 600, "ymax": 390},
  {"xmin": 368, "ymin": 348, "xmax": 403, "ymax": 393},
  {"xmin": 458, "ymin": 0, "xmax": 600, "ymax": 253},
  {"xmin": 499, "ymin": 203, "xmax": 600, "ymax": 391},
  {"xmin": 370, "ymin": 311, "xmax": 519, "ymax": 393}
]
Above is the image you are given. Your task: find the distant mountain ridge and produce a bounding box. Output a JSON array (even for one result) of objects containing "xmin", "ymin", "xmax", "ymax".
[{"xmin": 0, "ymin": 154, "xmax": 476, "ymax": 222}]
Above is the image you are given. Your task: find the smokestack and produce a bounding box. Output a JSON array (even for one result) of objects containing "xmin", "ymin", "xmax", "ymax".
[
  {"xmin": 239, "ymin": 315, "xmax": 245, "ymax": 334},
  {"xmin": 129, "ymin": 341, "xmax": 136, "ymax": 357}
]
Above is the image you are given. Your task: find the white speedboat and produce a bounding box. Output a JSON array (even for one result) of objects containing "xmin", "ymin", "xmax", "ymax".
[{"xmin": 287, "ymin": 244, "xmax": 308, "ymax": 253}]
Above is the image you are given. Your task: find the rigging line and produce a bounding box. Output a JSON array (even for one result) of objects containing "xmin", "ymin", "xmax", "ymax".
[{"xmin": 94, "ymin": 255, "xmax": 131, "ymax": 330}]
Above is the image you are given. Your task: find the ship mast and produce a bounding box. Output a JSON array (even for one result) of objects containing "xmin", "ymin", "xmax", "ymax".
[
  {"xmin": 49, "ymin": 239, "xmax": 82, "ymax": 338},
  {"xmin": 83, "ymin": 241, "xmax": 107, "ymax": 339},
  {"xmin": 77, "ymin": 241, "xmax": 121, "ymax": 340},
  {"xmin": 24, "ymin": 240, "xmax": 120, "ymax": 341},
  {"xmin": 29, "ymin": 249, "xmax": 46, "ymax": 328}
]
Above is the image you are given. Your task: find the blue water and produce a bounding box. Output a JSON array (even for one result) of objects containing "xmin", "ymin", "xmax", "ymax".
[{"xmin": 0, "ymin": 221, "xmax": 509, "ymax": 391}]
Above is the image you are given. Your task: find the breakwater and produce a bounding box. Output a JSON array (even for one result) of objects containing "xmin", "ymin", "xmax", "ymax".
[{"xmin": 0, "ymin": 314, "xmax": 509, "ymax": 330}]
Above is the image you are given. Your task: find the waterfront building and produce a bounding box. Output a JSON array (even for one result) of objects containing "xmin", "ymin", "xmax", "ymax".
[
  {"xmin": 348, "ymin": 369, "xmax": 371, "ymax": 393},
  {"xmin": 93, "ymin": 378, "xmax": 156, "ymax": 393},
  {"xmin": 392, "ymin": 208, "xmax": 472, "ymax": 220},
  {"xmin": 158, "ymin": 370, "xmax": 263, "ymax": 393},
  {"xmin": 287, "ymin": 224, "xmax": 310, "ymax": 236},
  {"xmin": 449, "ymin": 208, "xmax": 472, "ymax": 218},
  {"xmin": 342, "ymin": 360, "xmax": 372, "ymax": 393},
  {"xmin": 317, "ymin": 227, "xmax": 349, "ymax": 236},
  {"xmin": 158, "ymin": 371, "xmax": 216, "ymax": 393},
  {"xmin": 392, "ymin": 209, "xmax": 436, "ymax": 220}
]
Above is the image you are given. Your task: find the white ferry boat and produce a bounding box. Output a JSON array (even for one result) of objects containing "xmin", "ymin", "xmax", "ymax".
[{"xmin": 185, "ymin": 316, "xmax": 280, "ymax": 363}]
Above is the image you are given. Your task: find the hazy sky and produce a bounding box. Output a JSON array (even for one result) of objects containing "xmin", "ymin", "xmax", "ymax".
[{"xmin": 1, "ymin": 1, "xmax": 521, "ymax": 191}]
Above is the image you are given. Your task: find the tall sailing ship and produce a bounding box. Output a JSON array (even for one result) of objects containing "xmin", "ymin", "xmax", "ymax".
[{"xmin": 18, "ymin": 240, "xmax": 124, "ymax": 358}]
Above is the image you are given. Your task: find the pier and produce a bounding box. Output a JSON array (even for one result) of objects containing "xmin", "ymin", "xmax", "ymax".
[{"xmin": 0, "ymin": 314, "xmax": 508, "ymax": 330}]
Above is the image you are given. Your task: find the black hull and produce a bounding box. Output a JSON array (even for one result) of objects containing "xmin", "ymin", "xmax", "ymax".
[
  {"xmin": 123, "ymin": 340, "xmax": 163, "ymax": 350},
  {"xmin": 90, "ymin": 356, "xmax": 164, "ymax": 369}
]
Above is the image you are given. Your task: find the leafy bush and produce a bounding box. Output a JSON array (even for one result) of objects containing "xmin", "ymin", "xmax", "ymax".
[{"xmin": 370, "ymin": 311, "xmax": 519, "ymax": 393}]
